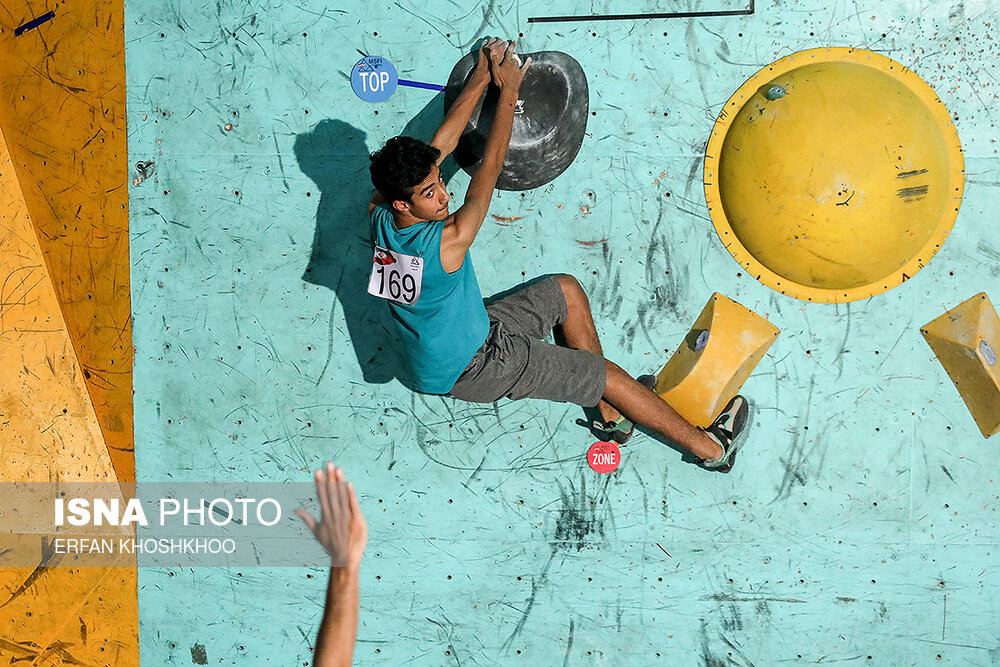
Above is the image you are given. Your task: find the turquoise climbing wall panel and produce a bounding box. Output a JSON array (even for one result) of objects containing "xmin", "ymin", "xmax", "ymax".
[{"xmin": 125, "ymin": 0, "xmax": 1000, "ymax": 664}]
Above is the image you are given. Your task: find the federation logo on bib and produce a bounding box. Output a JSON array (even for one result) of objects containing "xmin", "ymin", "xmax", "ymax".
[{"xmin": 373, "ymin": 248, "xmax": 396, "ymax": 266}]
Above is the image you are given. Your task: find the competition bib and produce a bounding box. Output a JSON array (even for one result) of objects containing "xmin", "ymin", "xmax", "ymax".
[{"xmin": 367, "ymin": 246, "xmax": 423, "ymax": 305}]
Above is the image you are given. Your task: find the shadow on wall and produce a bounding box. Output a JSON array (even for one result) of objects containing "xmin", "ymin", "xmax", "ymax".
[
  {"xmin": 294, "ymin": 96, "xmax": 454, "ymax": 389},
  {"xmin": 399, "ymin": 91, "xmax": 462, "ymax": 183},
  {"xmin": 294, "ymin": 119, "xmax": 403, "ymax": 386}
]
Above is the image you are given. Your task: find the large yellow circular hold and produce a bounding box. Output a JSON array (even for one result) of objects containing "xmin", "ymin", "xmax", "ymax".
[{"xmin": 704, "ymin": 48, "xmax": 965, "ymax": 302}]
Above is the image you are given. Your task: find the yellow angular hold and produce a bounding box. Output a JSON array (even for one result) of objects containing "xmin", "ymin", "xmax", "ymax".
[
  {"xmin": 921, "ymin": 293, "xmax": 1000, "ymax": 438},
  {"xmin": 654, "ymin": 293, "xmax": 779, "ymax": 428}
]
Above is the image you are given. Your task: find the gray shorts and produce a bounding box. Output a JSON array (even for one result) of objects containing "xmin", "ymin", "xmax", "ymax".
[{"xmin": 449, "ymin": 276, "xmax": 607, "ymax": 407}]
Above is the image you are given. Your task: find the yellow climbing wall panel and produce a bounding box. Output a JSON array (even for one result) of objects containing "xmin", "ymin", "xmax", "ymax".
[
  {"xmin": 655, "ymin": 293, "xmax": 779, "ymax": 427},
  {"xmin": 0, "ymin": 2, "xmax": 138, "ymax": 664},
  {"xmin": 0, "ymin": 0, "xmax": 133, "ymax": 484},
  {"xmin": 0, "ymin": 129, "xmax": 117, "ymax": 482},
  {"xmin": 0, "ymin": 122, "xmax": 139, "ymax": 667},
  {"xmin": 921, "ymin": 292, "xmax": 1000, "ymax": 438}
]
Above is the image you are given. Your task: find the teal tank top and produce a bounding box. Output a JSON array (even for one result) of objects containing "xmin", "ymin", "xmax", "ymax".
[{"xmin": 370, "ymin": 204, "xmax": 490, "ymax": 393}]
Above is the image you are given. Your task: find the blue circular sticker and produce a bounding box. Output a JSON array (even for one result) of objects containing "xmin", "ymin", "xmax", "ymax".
[{"xmin": 351, "ymin": 56, "xmax": 398, "ymax": 102}]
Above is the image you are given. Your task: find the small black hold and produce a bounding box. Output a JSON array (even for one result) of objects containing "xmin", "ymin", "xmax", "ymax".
[{"xmin": 190, "ymin": 644, "xmax": 208, "ymax": 665}]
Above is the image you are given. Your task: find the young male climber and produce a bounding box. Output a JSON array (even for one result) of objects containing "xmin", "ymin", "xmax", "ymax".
[{"xmin": 367, "ymin": 39, "xmax": 748, "ymax": 471}]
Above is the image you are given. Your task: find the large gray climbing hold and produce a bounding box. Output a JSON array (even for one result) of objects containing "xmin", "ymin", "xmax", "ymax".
[{"xmin": 445, "ymin": 50, "xmax": 589, "ymax": 191}]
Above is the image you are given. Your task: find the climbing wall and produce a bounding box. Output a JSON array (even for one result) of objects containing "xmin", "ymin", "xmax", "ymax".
[
  {"xmin": 0, "ymin": 2, "xmax": 138, "ymax": 665},
  {"xmin": 127, "ymin": 0, "xmax": 1000, "ymax": 663}
]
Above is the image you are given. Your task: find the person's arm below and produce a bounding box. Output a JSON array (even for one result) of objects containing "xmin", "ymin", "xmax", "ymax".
[
  {"xmin": 440, "ymin": 41, "xmax": 530, "ymax": 272},
  {"xmin": 314, "ymin": 565, "xmax": 360, "ymax": 667},
  {"xmin": 430, "ymin": 38, "xmax": 505, "ymax": 163},
  {"xmin": 296, "ymin": 463, "xmax": 368, "ymax": 667}
]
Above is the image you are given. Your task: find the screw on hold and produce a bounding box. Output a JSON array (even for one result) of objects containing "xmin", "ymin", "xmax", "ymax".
[
  {"xmin": 133, "ymin": 160, "xmax": 155, "ymax": 186},
  {"xmin": 980, "ymin": 340, "xmax": 997, "ymax": 367},
  {"xmin": 765, "ymin": 85, "xmax": 787, "ymax": 100},
  {"xmin": 695, "ymin": 330, "xmax": 709, "ymax": 351}
]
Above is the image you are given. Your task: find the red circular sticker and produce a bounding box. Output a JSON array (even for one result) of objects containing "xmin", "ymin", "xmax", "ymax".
[{"xmin": 587, "ymin": 441, "xmax": 621, "ymax": 473}]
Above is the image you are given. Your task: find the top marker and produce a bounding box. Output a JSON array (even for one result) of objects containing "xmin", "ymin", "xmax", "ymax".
[{"xmin": 351, "ymin": 56, "xmax": 398, "ymax": 102}]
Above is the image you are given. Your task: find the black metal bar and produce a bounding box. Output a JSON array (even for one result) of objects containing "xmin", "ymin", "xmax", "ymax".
[{"xmin": 528, "ymin": 0, "xmax": 753, "ymax": 24}]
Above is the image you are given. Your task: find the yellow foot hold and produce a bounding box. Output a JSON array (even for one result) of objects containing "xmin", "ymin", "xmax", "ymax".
[
  {"xmin": 921, "ymin": 292, "xmax": 1000, "ymax": 438},
  {"xmin": 654, "ymin": 293, "xmax": 779, "ymax": 428}
]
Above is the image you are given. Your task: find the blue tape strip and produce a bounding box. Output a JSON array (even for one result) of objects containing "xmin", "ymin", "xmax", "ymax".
[
  {"xmin": 15, "ymin": 10, "xmax": 55, "ymax": 37},
  {"xmin": 398, "ymin": 79, "xmax": 446, "ymax": 92}
]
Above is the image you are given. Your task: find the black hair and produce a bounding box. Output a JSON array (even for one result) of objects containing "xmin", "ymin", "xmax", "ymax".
[{"xmin": 369, "ymin": 136, "xmax": 441, "ymax": 204}]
